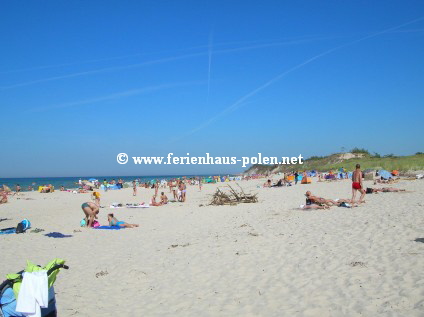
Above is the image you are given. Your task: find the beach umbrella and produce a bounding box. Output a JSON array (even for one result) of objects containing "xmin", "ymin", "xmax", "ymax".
[
  {"xmin": 378, "ymin": 170, "xmax": 392, "ymax": 180},
  {"xmin": 88, "ymin": 178, "xmax": 97, "ymax": 182}
]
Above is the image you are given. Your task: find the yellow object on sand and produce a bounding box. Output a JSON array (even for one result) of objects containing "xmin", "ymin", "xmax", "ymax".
[{"xmin": 301, "ymin": 177, "xmax": 312, "ymax": 184}]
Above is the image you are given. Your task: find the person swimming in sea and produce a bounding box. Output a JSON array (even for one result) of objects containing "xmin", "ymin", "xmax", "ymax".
[{"xmin": 107, "ymin": 213, "xmax": 139, "ymax": 228}]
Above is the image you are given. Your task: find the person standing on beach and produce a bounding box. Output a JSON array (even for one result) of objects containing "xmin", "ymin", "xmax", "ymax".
[
  {"xmin": 294, "ymin": 172, "xmax": 299, "ymax": 185},
  {"xmin": 81, "ymin": 202, "xmax": 99, "ymax": 228},
  {"xmin": 198, "ymin": 177, "xmax": 202, "ymax": 191},
  {"xmin": 351, "ymin": 164, "xmax": 366, "ymax": 203},
  {"xmin": 15, "ymin": 184, "xmax": 21, "ymax": 195},
  {"xmin": 132, "ymin": 180, "xmax": 137, "ymax": 196}
]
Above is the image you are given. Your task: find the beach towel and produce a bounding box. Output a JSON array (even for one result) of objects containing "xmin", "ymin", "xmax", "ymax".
[
  {"xmin": 126, "ymin": 205, "xmax": 149, "ymax": 208},
  {"xmin": 93, "ymin": 226, "xmax": 124, "ymax": 230},
  {"xmin": 0, "ymin": 227, "xmax": 16, "ymax": 235},
  {"xmin": 44, "ymin": 232, "xmax": 73, "ymax": 238},
  {"xmin": 15, "ymin": 271, "xmax": 48, "ymax": 317}
]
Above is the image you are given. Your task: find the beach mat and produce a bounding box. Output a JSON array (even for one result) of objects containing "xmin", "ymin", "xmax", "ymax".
[
  {"xmin": 94, "ymin": 226, "xmax": 124, "ymax": 230},
  {"xmin": 0, "ymin": 227, "xmax": 16, "ymax": 235}
]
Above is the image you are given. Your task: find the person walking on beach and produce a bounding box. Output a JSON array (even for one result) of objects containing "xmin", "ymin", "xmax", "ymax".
[
  {"xmin": 103, "ymin": 179, "xmax": 108, "ymax": 192},
  {"xmin": 294, "ymin": 172, "xmax": 299, "ymax": 185},
  {"xmin": 132, "ymin": 180, "xmax": 137, "ymax": 196},
  {"xmin": 15, "ymin": 184, "xmax": 21, "ymax": 195},
  {"xmin": 198, "ymin": 177, "xmax": 202, "ymax": 191},
  {"xmin": 351, "ymin": 164, "xmax": 366, "ymax": 203}
]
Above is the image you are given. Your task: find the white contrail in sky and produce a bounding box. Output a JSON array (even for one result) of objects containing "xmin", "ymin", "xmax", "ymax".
[
  {"xmin": 0, "ymin": 36, "xmax": 342, "ymax": 91},
  {"xmin": 27, "ymin": 81, "xmax": 201, "ymax": 113},
  {"xmin": 207, "ymin": 29, "xmax": 214, "ymax": 102},
  {"xmin": 182, "ymin": 15, "xmax": 424, "ymax": 137}
]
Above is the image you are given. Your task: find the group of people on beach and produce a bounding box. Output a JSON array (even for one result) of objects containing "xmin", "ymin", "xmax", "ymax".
[
  {"xmin": 300, "ymin": 164, "xmax": 406, "ymax": 210},
  {"xmin": 80, "ymin": 201, "xmax": 139, "ymax": 228}
]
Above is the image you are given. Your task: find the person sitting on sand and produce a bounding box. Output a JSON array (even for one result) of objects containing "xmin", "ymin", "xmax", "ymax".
[
  {"xmin": 81, "ymin": 202, "xmax": 99, "ymax": 228},
  {"xmin": 60, "ymin": 186, "xmax": 65, "ymax": 191},
  {"xmin": 0, "ymin": 191, "xmax": 8, "ymax": 204},
  {"xmin": 151, "ymin": 195, "xmax": 163, "ymax": 206},
  {"xmin": 305, "ymin": 191, "xmax": 338, "ymax": 206},
  {"xmin": 160, "ymin": 192, "xmax": 168, "ymax": 204},
  {"xmin": 107, "ymin": 213, "xmax": 139, "ymax": 228},
  {"xmin": 263, "ymin": 179, "xmax": 272, "ymax": 187}
]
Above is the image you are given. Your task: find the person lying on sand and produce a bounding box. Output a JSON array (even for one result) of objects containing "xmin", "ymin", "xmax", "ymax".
[
  {"xmin": 107, "ymin": 213, "xmax": 139, "ymax": 228},
  {"xmin": 151, "ymin": 195, "xmax": 163, "ymax": 206},
  {"xmin": 160, "ymin": 192, "xmax": 168, "ymax": 204},
  {"xmin": 366, "ymin": 187, "xmax": 407, "ymax": 194},
  {"xmin": 81, "ymin": 202, "xmax": 99, "ymax": 228},
  {"xmin": 305, "ymin": 191, "xmax": 338, "ymax": 206},
  {"xmin": 272, "ymin": 179, "xmax": 284, "ymax": 187}
]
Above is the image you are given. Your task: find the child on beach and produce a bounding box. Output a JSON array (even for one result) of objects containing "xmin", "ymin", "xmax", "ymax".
[
  {"xmin": 108, "ymin": 213, "xmax": 139, "ymax": 228},
  {"xmin": 92, "ymin": 191, "xmax": 101, "ymax": 205}
]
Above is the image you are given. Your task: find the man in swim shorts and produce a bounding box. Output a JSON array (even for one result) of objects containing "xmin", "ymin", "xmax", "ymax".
[
  {"xmin": 81, "ymin": 202, "xmax": 99, "ymax": 228},
  {"xmin": 351, "ymin": 164, "xmax": 366, "ymax": 203}
]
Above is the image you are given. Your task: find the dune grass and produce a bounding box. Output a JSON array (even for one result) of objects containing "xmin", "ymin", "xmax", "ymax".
[{"xmin": 246, "ymin": 153, "xmax": 424, "ymax": 174}]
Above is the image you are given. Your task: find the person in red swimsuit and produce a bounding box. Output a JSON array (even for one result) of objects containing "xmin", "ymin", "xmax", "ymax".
[{"xmin": 351, "ymin": 164, "xmax": 366, "ymax": 203}]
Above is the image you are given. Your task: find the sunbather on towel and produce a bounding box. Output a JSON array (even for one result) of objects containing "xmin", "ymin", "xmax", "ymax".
[
  {"xmin": 305, "ymin": 191, "xmax": 338, "ymax": 206},
  {"xmin": 374, "ymin": 179, "xmax": 395, "ymax": 185},
  {"xmin": 366, "ymin": 187, "xmax": 406, "ymax": 194},
  {"xmin": 108, "ymin": 213, "xmax": 139, "ymax": 228},
  {"xmin": 81, "ymin": 202, "xmax": 99, "ymax": 228}
]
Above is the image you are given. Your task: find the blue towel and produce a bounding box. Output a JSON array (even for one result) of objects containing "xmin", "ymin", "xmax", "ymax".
[
  {"xmin": 44, "ymin": 232, "xmax": 73, "ymax": 238},
  {"xmin": 0, "ymin": 228, "xmax": 16, "ymax": 235},
  {"xmin": 93, "ymin": 226, "xmax": 123, "ymax": 230}
]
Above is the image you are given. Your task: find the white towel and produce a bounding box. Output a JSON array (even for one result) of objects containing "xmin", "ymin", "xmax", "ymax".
[{"xmin": 16, "ymin": 270, "xmax": 48, "ymax": 317}]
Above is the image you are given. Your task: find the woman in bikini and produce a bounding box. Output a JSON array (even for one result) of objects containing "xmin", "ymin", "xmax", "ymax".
[
  {"xmin": 108, "ymin": 213, "xmax": 139, "ymax": 228},
  {"xmin": 81, "ymin": 202, "xmax": 99, "ymax": 228}
]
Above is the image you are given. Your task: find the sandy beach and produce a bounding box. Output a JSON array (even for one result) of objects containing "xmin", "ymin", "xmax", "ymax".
[{"xmin": 1, "ymin": 177, "xmax": 423, "ymax": 316}]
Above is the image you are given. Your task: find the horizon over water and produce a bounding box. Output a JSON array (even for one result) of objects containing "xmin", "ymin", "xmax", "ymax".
[{"xmin": 0, "ymin": 174, "xmax": 238, "ymax": 191}]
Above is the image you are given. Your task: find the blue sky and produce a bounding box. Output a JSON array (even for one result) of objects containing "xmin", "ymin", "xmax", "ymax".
[{"xmin": 1, "ymin": 0, "xmax": 423, "ymax": 177}]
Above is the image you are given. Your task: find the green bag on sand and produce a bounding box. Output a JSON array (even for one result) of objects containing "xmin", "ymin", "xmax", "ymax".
[{"xmin": 6, "ymin": 258, "xmax": 66, "ymax": 298}]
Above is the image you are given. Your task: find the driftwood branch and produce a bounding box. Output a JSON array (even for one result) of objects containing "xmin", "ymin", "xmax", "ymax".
[{"xmin": 209, "ymin": 184, "xmax": 258, "ymax": 206}]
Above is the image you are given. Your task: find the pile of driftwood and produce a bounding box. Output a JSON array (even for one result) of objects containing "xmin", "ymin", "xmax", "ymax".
[{"xmin": 210, "ymin": 184, "xmax": 258, "ymax": 206}]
